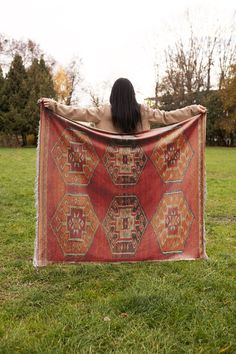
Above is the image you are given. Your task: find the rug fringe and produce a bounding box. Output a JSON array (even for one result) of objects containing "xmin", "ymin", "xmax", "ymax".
[
  {"xmin": 202, "ymin": 113, "xmax": 208, "ymax": 259},
  {"xmin": 203, "ymin": 160, "xmax": 208, "ymax": 259},
  {"xmin": 33, "ymin": 115, "xmax": 41, "ymax": 268}
]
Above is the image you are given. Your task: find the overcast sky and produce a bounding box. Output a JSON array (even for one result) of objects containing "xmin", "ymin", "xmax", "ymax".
[{"xmin": 1, "ymin": 0, "xmax": 235, "ymax": 104}]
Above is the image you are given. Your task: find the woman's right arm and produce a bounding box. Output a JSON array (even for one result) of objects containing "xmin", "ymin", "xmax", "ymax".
[
  {"xmin": 143, "ymin": 104, "xmax": 207, "ymax": 125},
  {"xmin": 38, "ymin": 98, "xmax": 102, "ymax": 124}
]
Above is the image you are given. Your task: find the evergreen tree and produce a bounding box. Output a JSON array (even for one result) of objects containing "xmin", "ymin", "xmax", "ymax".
[
  {"xmin": 1, "ymin": 54, "xmax": 29, "ymax": 145},
  {"xmin": 25, "ymin": 56, "xmax": 56, "ymax": 142},
  {"xmin": 0, "ymin": 66, "xmax": 4, "ymax": 89},
  {"xmin": 203, "ymin": 91, "xmax": 225, "ymax": 145},
  {"xmin": 0, "ymin": 66, "xmax": 5, "ymax": 131}
]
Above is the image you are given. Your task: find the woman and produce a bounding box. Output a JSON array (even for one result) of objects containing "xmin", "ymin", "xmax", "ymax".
[{"xmin": 39, "ymin": 77, "xmax": 207, "ymax": 134}]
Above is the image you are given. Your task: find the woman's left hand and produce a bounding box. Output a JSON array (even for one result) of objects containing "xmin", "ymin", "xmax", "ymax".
[{"xmin": 197, "ymin": 105, "xmax": 207, "ymax": 113}]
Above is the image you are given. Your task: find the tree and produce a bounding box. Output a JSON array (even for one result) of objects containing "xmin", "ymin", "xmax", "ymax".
[
  {"xmin": 65, "ymin": 57, "xmax": 82, "ymax": 105},
  {"xmin": 0, "ymin": 33, "xmax": 56, "ymax": 72},
  {"xmin": 217, "ymin": 29, "xmax": 236, "ymax": 90},
  {"xmin": 25, "ymin": 57, "xmax": 56, "ymax": 141},
  {"xmin": 205, "ymin": 33, "xmax": 218, "ymax": 92},
  {"xmin": 159, "ymin": 33, "xmax": 206, "ymax": 108},
  {"xmin": 154, "ymin": 16, "xmax": 236, "ymax": 112},
  {"xmin": 0, "ymin": 66, "xmax": 5, "ymax": 130},
  {"xmin": 53, "ymin": 58, "xmax": 83, "ymax": 105},
  {"xmin": 53, "ymin": 66, "xmax": 73, "ymax": 104},
  {"xmin": 0, "ymin": 65, "xmax": 4, "ymax": 87},
  {"xmin": 220, "ymin": 63, "xmax": 236, "ymax": 144},
  {"xmin": 86, "ymin": 86, "xmax": 102, "ymax": 107},
  {"xmin": 1, "ymin": 54, "xmax": 29, "ymax": 145},
  {"xmin": 202, "ymin": 90, "xmax": 225, "ymax": 145},
  {"xmin": 82, "ymin": 81, "xmax": 110, "ymax": 107}
]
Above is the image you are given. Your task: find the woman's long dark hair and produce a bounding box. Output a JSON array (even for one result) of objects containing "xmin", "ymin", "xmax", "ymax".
[{"xmin": 109, "ymin": 78, "xmax": 142, "ymax": 133}]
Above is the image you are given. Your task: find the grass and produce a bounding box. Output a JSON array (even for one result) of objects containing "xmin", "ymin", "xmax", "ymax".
[{"xmin": 0, "ymin": 147, "xmax": 235, "ymax": 354}]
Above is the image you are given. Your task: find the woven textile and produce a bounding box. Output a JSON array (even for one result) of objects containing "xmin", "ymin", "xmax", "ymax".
[{"xmin": 34, "ymin": 108, "xmax": 207, "ymax": 266}]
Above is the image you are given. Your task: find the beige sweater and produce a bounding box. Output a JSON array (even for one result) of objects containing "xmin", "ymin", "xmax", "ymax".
[{"xmin": 50, "ymin": 101, "xmax": 200, "ymax": 133}]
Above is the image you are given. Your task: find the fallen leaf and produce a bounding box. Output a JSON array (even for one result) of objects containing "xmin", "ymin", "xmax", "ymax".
[
  {"xmin": 120, "ymin": 312, "xmax": 129, "ymax": 317},
  {"xmin": 103, "ymin": 316, "xmax": 111, "ymax": 322}
]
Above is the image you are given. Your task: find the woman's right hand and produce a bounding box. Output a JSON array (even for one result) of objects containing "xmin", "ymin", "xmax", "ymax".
[{"xmin": 37, "ymin": 97, "xmax": 56, "ymax": 110}]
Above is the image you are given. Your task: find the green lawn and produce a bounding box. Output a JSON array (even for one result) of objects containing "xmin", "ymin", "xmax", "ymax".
[{"xmin": 0, "ymin": 147, "xmax": 235, "ymax": 354}]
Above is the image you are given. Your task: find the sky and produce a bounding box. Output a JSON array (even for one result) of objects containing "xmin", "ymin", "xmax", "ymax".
[{"xmin": 0, "ymin": 0, "xmax": 235, "ymax": 104}]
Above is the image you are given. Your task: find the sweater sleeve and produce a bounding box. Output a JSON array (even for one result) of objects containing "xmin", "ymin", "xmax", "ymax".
[
  {"xmin": 50, "ymin": 100, "xmax": 102, "ymax": 123},
  {"xmin": 144, "ymin": 105, "xmax": 200, "ymax": 125}
]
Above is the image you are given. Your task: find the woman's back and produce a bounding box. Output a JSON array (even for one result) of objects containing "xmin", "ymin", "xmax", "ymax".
[
  {"xmin": 39, "ymin": 77, "xmax": 206, "ymax": 133},
  {"xmin": 51, "ymin": 101, "xmax": 202, "ymax": 133}
]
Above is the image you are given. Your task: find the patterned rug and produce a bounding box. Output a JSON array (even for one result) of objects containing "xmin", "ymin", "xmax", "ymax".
[{"xmin": 34, "ymin": 108, "xmax": 207, "ymax": 266}]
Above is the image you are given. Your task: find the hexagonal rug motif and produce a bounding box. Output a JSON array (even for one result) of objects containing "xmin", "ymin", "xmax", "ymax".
[
  {"xmin": 151, "ymin": 191, "xmax": 194, "ymax": 253},
  {"xmin": 50, "ymin": 193, "xmax": 99, "ymax": 256},
  {"xmin": 51, "ymin": 129, "xmax": 99, "ymax": 185},
  {"xmin": 103, "ymin": 195, "xmax": 148, "ymax": 255},
  {"xmin": 103, "ymin": 144, "xmax": 147, "ymax": 185},
  {"xmin": 151, "ymin": 131, "xmax": 194, "ymax": 183}
]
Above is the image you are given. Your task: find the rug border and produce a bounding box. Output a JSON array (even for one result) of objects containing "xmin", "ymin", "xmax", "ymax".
[
  {"xmin": 34, "ymin": 106, "xmax": 49, "ymax": 267},
  {"xmin": 201, "ymin": 112, "xmax": 208, "ymax": 259},
  {"xmin": 33, "ymin": 110, "xmax": 41, "ymax": 267}
]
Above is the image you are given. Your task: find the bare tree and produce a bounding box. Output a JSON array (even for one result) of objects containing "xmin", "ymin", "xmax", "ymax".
[
  {"xmin": 152, "ymin": 9, "xmax": 236, "ymax": 108},
  {"xmin": 157, "ymin": 19, "xmax": 235, "ymax": 105},
  {"xmin": 65, "ymin": 57, "xmax": 83, "ymax": 105},
  {"xmin": 0, "ymin": 33, "xmax": 56, "ymax": 73},
  {"xmin": 160, "ymin": 32, "xmax": 206, "ymax": 105},
  {"xmin": 217, "ymin": 21, "xmax": 236, "ymax": 89},
  {"xmin": 89, "ymin": 90, "xmax": 100, "ymax": 107},
  {"xmin": 82, "ymin": 80, "xmax": 111, "ymax": 107},
  {"xmin": 154, "ymin": 64, "xmax": 160, "ymax": 108}
]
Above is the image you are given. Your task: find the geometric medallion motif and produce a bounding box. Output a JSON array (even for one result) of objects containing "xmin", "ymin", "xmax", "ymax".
[
  {"xmin": 150, "ymin": 131, "xmax": 194, "ymax": 183},
  {"xmin": 50, "ymin": 194, "xmax": 99, "ymax": 256},
  {"xmin": 102, "ymin": 195, "xmax": 148, "ymax": 255},
  {"xmin": 103, "ymin": 144, "xmax": 147, "ymax": 185},
  {"xmin": 151, "ymin": 191, "xmax": 194, "ymax": 253},
  {"xmin": 51, "ymin": 129, "xmax": 99, "ymax": 185}
]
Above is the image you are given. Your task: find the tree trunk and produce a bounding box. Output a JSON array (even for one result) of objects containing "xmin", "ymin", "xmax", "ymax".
[{"xmin": 21, "ymin": 133, "xmax": 27, "ymax": 146}]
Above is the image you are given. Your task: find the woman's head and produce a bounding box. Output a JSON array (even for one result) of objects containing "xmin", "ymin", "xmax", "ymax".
[{"xmin": 109, "ymin": 78, "xmax": 142, "ymax": 133}]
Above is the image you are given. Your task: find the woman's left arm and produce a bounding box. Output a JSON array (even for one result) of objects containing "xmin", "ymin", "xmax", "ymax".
[{"xmin": 162, "ymin": 104, "xmax": 207, "ymax": 124}]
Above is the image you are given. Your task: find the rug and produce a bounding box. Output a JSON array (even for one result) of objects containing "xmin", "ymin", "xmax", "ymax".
[{"xmin": 34, "ymin": 107, "xmax": 207, "ymax": 266}]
